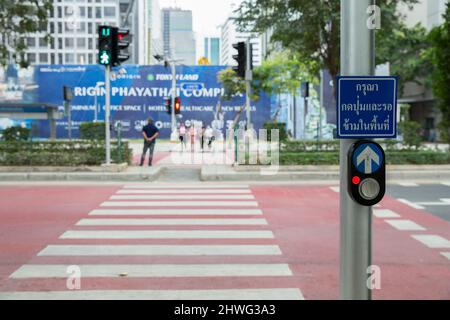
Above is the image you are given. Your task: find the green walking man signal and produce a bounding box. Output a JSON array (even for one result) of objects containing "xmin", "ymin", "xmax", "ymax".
[{"xmin": 98, "ymin": 25, "xmax": 131, "ymax": 66}]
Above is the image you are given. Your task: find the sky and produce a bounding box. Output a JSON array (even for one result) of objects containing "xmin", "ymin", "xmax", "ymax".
[{"xmin": 158, "ymin": 0, "xmax": 242, "ymax": 59}]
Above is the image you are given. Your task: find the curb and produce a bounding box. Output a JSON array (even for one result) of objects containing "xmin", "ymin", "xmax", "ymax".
[{"xmin": 0, "ymin": 167, "xmax": 162, "ymax": 182}]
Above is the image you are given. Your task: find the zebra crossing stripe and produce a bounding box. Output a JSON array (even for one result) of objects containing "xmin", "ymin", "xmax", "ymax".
[
  {"xmin": 89, "ymin": 209, "xmax": 263, "ymax": 216},
  {"xmin": 59, "ymin": 230, "xmax": 275, "ymax": 239},
  {"xmin": 123, "ymin": 185, "xmax": 250, "ymax": 189},
  {"xmin": 117, "ymin": 189, "xmax": 252, "ymax": 194},
  {"xmin": 100, "ymin": 201, "xmax": 259, "ymax": 207},
  {"xmin": 76, "ymin": 218, "xmax": 268, "ymax": 226},
  {"xmin": 0, "ymin": 288, "xmax": 304, "ymax": 300},
  {"xmin": 11, "ymin": 264, "xmax": 292, "ymax": 278},
  {"xmin": 109, "ymin": 195, "xmax": 255, "ymax": 200},
  {"xmin": 38, "ymin": 245, "xmax": 283, "ymax": 256}
]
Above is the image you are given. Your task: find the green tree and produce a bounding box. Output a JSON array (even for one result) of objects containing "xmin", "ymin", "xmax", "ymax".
[
  {"xmin": 217, "ymin": 68, "xmax": 258, "ymax": 129},
  {"xmin": 428, "ymin": 3, "xmax": 450, "ymax": 143},
  {"xmin": 376, "ymin": 23, "xmax": 432, "ymax": 94},
  {"xmin": 235, "ymin": 0, "xmax": 418, "ymax": 97},
  {"xmin": 0, "ymin": 0, "xmax": 53, "ymax": 67},
  {"xmin": 255, "ymin": 50, "xmax": 316, "ymax": 121}
]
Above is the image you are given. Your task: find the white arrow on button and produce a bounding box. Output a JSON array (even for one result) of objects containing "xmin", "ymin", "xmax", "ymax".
[{"xmin": 356, "ymin": 146, "xmax": 380, "ymax": 174}]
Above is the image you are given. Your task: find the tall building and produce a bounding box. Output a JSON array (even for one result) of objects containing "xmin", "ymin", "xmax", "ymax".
[
  {"xmin": 203, "ymin": 37, "xmax": 220, "ymax": 65},
  {"xmin": 161, "ymin": 8, "xmax": 196, "ymax": 65},
  {"xmin": 23, "ymin": 0, "xmax": 120, "ymax": 65},
  {"xmin": 20, "ymin": 0, "xmax": 161, "ymax": 66},
  {"xmin": 219, "ymin": 16, "xmax": 261, "ymax": 67},
  {"xmin": 427, "ymin": 0, "xmax": 448, "ymax": 28}
]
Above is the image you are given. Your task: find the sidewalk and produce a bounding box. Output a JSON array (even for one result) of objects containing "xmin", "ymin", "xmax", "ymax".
[{"xmin": 1, "ymin": 141, "xmax": 450, "ymax": 182}]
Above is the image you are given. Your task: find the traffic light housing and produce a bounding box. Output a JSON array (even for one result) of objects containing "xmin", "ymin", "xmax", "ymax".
[
  {"xmin": 98, "ymin": 26, "xmax": 131, "ymax": 66},
  {"xmin": 165, "ymin": 98, "xmax": 171, "ymax": 115},
  {"xmin": 113, "ymin": 28, "xmax": 130, "ymax": 66},
  {"xmin": 348, "ymin": 140, "xmax": 386, "ymax": 206},
  {"xmin": 174, "ymin": 97, "xmax": 181, "ymax": 115},
  {"xmin": 98, "ymin": 25, "xmax": 113, "ymax": 66},
  {"xmin": 232, "ymin": 42, "xmax": 246, "ymax": 78}
]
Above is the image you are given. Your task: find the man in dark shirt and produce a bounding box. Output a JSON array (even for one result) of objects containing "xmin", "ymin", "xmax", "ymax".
[{"xmin": 140, "ymin": 117, "xmax": 159, "ymax": 166}]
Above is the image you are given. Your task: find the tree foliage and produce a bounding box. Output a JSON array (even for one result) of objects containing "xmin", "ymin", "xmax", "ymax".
[
  {"xmin": 428, "ymin": 3, "xmax": 450, "ymax": 143},
  {"xmin": 0, "ymin": 0, "xmax": 53, "ymax": 67},
  {"xmin": 255, "ymin": 50, "xmax": 317, "ymax": 96},
  {"xmin": 376, "ymin": 22, "xmax": 431, "ymax": 94},
  {"xmin": 234, "ymin": 0, "xmax": 419, "ymax": 96}
]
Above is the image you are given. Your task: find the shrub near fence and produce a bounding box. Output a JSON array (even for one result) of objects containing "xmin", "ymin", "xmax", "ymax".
[{"xmin": 0, "ymin": 140, "xmax": 132, "ymax": 166}]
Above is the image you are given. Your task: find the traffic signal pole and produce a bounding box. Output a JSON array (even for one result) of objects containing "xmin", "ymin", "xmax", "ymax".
[
  {"xmin": 105, "ymin": 65, "xmax": 111, "ymax": 165},
  {"xmin": 339, "ymin": 0, "xmax": 375, "ymax": 300},
  {"xmin": 171, "ymin": 62, "xmax": 177, "ymax": 140},
  {"xmin": 245, "ymin": 39, "xmax": 252, "ymax": 129}
]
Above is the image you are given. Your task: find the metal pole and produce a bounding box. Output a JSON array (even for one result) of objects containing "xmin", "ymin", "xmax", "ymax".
[
  {"xmin": 94, "ymin": 91, "xmax": 98, "ymax": 122},
  {"xmin": 171, "ymin": 62, "xmax": 176, "ymax": 138},
  {"xmin": 245, "ymin": 39, "xmax": 252, "ymax": 129},
  {"xmin": 68, "ymin": 102, "xmax": 72, "ymax": 141},
  {"xmin": 340, "ymin": 0, "xmax": 375, "ymax": 300},
  {"xmin": 105, "ymin": 65, "xmax": 111, "ymax": 165}
]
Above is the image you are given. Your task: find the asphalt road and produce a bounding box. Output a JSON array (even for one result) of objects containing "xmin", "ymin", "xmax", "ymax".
[{"xmin": 387, "ymin": 182, "xmax": 450, "ymax": 222}]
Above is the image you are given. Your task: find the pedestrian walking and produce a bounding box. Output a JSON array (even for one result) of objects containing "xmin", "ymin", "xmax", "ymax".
[
  {"xmin": 200, "ymin": 125, "xmax": 206, "ymax": 152},
  {"xmin": 205, "ymin": 125, "xmax": 214, "ymax": 150},
  {"xmin": 140, "ymin": 117, "xmax": 159, "ymax": 166},
  {"xmin": 189, "ymin": 125, "xmax": 196, "ymax": 153}
]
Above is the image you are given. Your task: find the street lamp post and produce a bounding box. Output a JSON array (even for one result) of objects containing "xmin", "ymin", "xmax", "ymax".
[{"xmin": 154, "ymin": 54, "xmax": 183, "ymax": 141}]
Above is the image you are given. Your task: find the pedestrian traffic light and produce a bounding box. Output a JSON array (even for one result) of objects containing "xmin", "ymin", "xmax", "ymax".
[
  {"xmin": 112, "ymin": 28, "xmax": 130, "ymax": 66},
  {"xmin": 165, "ymin": 98, "xmax": 171, "ymax": 115},
  {"xmin": 232, "ymin": 42, "xmax": 246, "ymax": 78},
  {"xmin": 174, "ymin": 97, "xmax": 181, "ymax": 115},
  {"xmin": 98, "ymin": 25, "xmax": 113, "ymax": 66},
  {"xmin": 348, "ymin": 140, "xmax": 386, "ymax": 206}
]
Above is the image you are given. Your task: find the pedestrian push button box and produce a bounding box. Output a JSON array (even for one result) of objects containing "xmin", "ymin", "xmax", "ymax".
[{"xmin": 348, "ymin": 140, "xmax": 386, "ymax": 206}]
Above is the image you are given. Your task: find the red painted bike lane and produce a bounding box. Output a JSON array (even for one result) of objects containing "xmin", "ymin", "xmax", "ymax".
[
  {"xmin": 0, "ymin": 185, "xmax": 119, "ymax": 290},
  {"xmin": 252, "ymin": 185, "xmax": 450, "ymax": 300}
]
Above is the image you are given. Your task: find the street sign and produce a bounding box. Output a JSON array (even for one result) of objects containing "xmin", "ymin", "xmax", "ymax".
[
  {"xmin": 180, "ymin": 83, "xmax": 204, "ymax": 92},
  {"xmin": 336, "ymin": 76, "xmax": 398, "ymax": 139},
  {"xmin": 348, "ymin": 140, "xmax": 386, "ymax": 206},
  {"xmin": 352, "ymin": 142, "xmax": 383, "ymax": 174}
]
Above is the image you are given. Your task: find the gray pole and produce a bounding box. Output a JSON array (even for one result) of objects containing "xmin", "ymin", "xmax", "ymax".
[
  {"xmin": 68, "ymin": 105, "xmax": 72, "ymax": 141},
  {"xmin": 245, "ymin": 39, "xmax": 252, "ymax": 129},
  {"xmin": 340, "ymin": 0, "xmax": 375, "ymax": 300},
  {"xmin": 105, "ymin": 65, "xmax": 111, "ymax": 165},
  {"xmin": 94, "ymin": 92, "xmax": 98, "ymax": 122},
  {"xmin": 171, "ymin": 62, "xmax": 177, "ymax": 137}
]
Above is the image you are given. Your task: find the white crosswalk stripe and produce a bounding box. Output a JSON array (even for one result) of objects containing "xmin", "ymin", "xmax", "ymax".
[
  {"xmin": 60, "ymin": 230, "xmax": 275, "ymax": 239},
  {"xmin": 110, "ymin": 194, "xmax": 255, "ymax": 200},
  {"xmin": 7, "ymin": 184, "xmax": 304, "ymax": 300},
  {"xmin": 373, "ymin": 209, "xmax": 401, "ymax": 218},
  {"xmin": 0, "ymin": 288, "xmax": 304, "ymax": 300},
  {"xmin": 38, "ymin": 244, "xmax": 283, "ymax": 256},
  {"xmin": 89, "ymin": 208, "xmax": 263, "ymax": 215},
  {"xmin": 411, "ymin": 235, "xmax": 450, "ymax": 248},
  {"xmin": 384, "ymin": 219, "xmax": 426, "ymax": 231},
  {"xmin": 397, "ymin": 182, "xmax": 420, "ymax": 187},
  {"xmin": 117, "ymin": 189, "xmax": 252, "ymax": 194},
  {"xmin": 124, "ymin": 184, "xmax": 250, "ymax": 189},
  {"xmin": 77, "ymin": 218, "xmax": 268, "ymax": 226},
  {"xmin": 11, "ymin": 264, "xmax": 292, "ymax": 278},
  {"xmin": 101, "ymin": 201, "xmax": 259, "ymax": 207}
]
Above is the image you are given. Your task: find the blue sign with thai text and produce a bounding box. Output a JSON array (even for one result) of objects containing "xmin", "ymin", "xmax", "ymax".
[{"xmin": 336, "ymin": 76, "xmax": 398, "ymax": 139}]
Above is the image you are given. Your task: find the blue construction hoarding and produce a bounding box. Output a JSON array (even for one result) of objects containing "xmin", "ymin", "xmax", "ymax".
[{"xmin": 31, "ymin": 65, "xmax": 272, "ymax": 139}]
